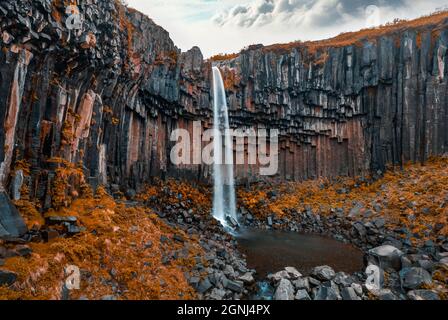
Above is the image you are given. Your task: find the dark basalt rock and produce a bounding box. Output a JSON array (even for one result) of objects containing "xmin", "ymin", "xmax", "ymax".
[
  {"xmin": 0, "ymin": 1, "xmax": 447, "ymax": 232},
  {"xmin": 0, "ymin": 192, "xmax": 27, "ymax": 239}
]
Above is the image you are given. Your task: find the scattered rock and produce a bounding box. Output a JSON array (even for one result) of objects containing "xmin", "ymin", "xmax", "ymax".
[
  {"xmin": 284, "ymin": 267, "xmax": 302, "ymax": 279},
  {"xmin": 295, "ymin": 289, "xmax": 311, "ymax": 300},
  {"xmin": 367, "ymin": 245, "xmax": 403, "ymax": 271},
  {"xmin": 312, "ymin": 266, "xmax": 336, "ymax": 281},
  {"xmin": 238, "ymin": 273, "xmax": 255, "ymax": 284},
  {"xmin": 292, "ymin": 277, "xmax": 310, "ymax": 291},
  {"xmin": 274, "ymin": 279, "xmax": 295, "ymax": 300},
  {"xmin": 0, "ymin": 269, "xmax": 17, "ymax": 286},
  {"xmin": 222, "ymin": 278, "xmax": 244, "ymax": 293},
  {"xmin": 197, "ymin": 277, "xmax": 213, "ymax": 294},
  {"xmin": 399, "ymin": 267, "xmax": 432, "ymax": 290},
  {"xmin": 407, "ymin": 290, "xmax": 440, "ymax": 301},
  {"xmin": 341, "ymin": 287, "xmax": 361, "ymax": 300},
  {"xmin": 0, "ymin": 192, "xmax": 28, "ymax": 239},
  {"xmin": 313, "ymin": 285, "xmax": 340, "ymax": 300}
]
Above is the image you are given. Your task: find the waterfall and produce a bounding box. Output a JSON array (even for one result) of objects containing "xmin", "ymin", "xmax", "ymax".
[{"xmin": 212, "ymin": 67, "xmax": 237, "ymax": 227}]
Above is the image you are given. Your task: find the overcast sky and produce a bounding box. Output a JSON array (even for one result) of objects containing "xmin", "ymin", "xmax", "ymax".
[{"xmin": 126, "ymin": 0, "xmax": 448, "ymax": 57}]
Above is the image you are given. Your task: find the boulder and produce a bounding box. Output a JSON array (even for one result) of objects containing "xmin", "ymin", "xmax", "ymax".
[
  {"xmin": 238, "ymin": 273, "xmax": 255, "ymax": 284},
  {"xmin": 274, "ymin": 279, "xmax": 295, "ymax": 300},
  {"xmin": 284, "ymin": 267, "xmax": 302, "ymax": 279},
  {"xmin": 292, "ymin": 277, "xmax": 310, "ymax": 291},
  {"xmin": 313, "ymin": 285, "xmax": 340, "ymax": 300},
  {"xmin": 341, "ymin": 287, "xmax": 361, "ymax": 300},
  {"xmin": 399, "ymin": 267, "xmax": 432, "ymax": 290},
  {"xmin": 197, "ymin": 277, "xmax": 213, "ymax": 294},
  {"xmin": 0, "ymin": 269, "xmax": 17, "ymax": 286},
  {"xmin": 222, "ymin": 278, "xmax": 244, "ymax": 293},
  {"xmin": 367, "ymin": 245, "xmax": 404, "ymax": 271},
  {"xmin": 312, "ymin": 266, "xmax": 336, "ymax": 281},
  {"xmin": 295, "ymin": 289, "xmax": 311, "ymax": 300},
  {"xmin": 0, "ymin": 192, "xmax": 27, "ymax": 239},
  {"xmin": 407, "ymin": 290, "xmax": 440, "ymax": 300}
]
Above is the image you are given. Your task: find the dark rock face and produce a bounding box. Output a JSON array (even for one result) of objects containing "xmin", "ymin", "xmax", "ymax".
[
  {"xmin": 0, "ymin": 0, "xmax": 211, "ymax": 209},
  {"xmin": 0, "ymin": 1, "xmax": 447, "ymax": 210},
  {"xmin": 218, "ymin": 20, "xmax": 448, "ymax": 181},
  {"xmin": 0, "ymin": 192, "xmax": 27, "ymax": 238}
]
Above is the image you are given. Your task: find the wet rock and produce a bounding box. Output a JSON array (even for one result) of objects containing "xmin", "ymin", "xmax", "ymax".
[
  {"xmin": 399, "ymin": 267, "xmax": 432, "ymax": 290},
  {"xmin": 312, "ymin": 266, "xmax": 336, "ymax": 281},
  {"xmin": 0, "ymin": 269, "xmax": 17, "ymax": 286},
  {"xmin": 274, "ymin": 279, "xmax": 295, "ymax": 300},
  {"xmin": 295, "ymin": 289, "xmax": 311, "ymax": 300},
  {"xmin": 407, "ymin": 290, "xmax": 440, "ymax": 301},
  {"xmin": 367, "ymin": 245, "xmax": 404, "ymax": 271}
]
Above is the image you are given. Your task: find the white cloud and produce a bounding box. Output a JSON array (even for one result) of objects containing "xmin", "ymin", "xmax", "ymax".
[{"xmin": 126, "ymin": 0, "xmax": 448, "ymax": 57}]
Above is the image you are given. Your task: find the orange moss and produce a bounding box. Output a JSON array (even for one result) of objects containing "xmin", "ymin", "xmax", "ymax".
[
  {"xmin": 1, "ymin": 189, "xmax": 202, "ymax": 300},
  {"xmin": 239, "ymin": 157, "xmax": 448, "ymax": 244},
  {"xmin": 209, "ymin": 52, "xmax": 239, "ymax": 62}
]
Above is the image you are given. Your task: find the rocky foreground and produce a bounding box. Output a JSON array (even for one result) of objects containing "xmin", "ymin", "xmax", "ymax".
[{"xmin": 1, "ymin": 159, "xmax": 447, "ymax": 300}]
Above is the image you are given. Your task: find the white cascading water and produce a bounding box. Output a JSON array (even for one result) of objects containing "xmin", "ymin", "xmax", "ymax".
[{"xmin": 212, "ymin": 67, "xmax": 237, "ymax": 227}]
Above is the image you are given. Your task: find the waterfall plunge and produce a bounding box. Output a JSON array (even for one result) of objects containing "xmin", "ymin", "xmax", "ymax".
[{"xmin": 212, "ymin": 67, "xmax": 237, "ymax": 228}]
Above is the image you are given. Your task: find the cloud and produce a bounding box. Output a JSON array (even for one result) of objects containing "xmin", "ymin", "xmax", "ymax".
[
  {"xmin": 212, "ymin": 0, "xmax": 407, "ymax": 28},
  {"xmin": 126, "ymin": 0, "xmax": 448, "ymax": 57}
]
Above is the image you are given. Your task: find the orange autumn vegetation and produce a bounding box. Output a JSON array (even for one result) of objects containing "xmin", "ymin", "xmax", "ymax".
[
  {"xmin": 239, "ymin": 157, "xmax": 448, "ymax": 243},
  {"xmin": 0, "ymin": 188, "xmax": 203, "ymax": 300},
  {"xmin": 210, "ymin": 10, "xmax": 448, "ymax": 62}
]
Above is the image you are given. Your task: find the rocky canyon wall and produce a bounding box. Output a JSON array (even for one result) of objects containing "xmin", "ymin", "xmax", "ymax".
[
  {"xmin": 0, "ymin": 1, "xmax": 447, "ymax": 219},
  {"xmin": 218, "ymin": 16, "xmax": 448, "ymax": 181}
]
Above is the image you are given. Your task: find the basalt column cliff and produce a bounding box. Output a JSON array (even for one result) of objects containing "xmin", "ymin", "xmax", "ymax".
[{"xmin": 0, "ymin": 1, "xmax": 447, "ymax": 235}]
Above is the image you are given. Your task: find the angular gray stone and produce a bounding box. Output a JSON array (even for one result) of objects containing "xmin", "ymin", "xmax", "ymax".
[
  {"xmin": 312, "ymin": 266, "xmax": 336, "ymax": 281},
  {"xmin": 341, "ymin": 287, "xmax": 361, "ymax": 300},
  {"xmin": 197, "ymin": 277, "xmax": 213, "ymax": 293},
  {"xmin": 0, "ymin": 192, "xmax": 27, "ymax": 239},
  {"xmin": 378, "ymin": 289, "xmax": 399, "ymax": 300},
  {"xmin": 222, "ymin": 278, "xmax": 244, "ymax": 293},
  {"xmin": 284, "ymin": 267, "xmax": 302, "ymax": 279},
  {"xmin": 313, "ymin": 285, "xmax": 340, "ymax": 300},
  {"xmin": 238, "ymin": 272, "xmax": 255, "ymax": 284},
  {"xmin": 407, "ymin": 290, "xmax": 440, "ymax": 300},
  {"xmin": 292, "ymin": 277, "xmax": 310, "ymax": 291},
  {"xmin": 367, "ymin": 245, "xmax": 404, "ymax": 271},
  {"xmin": 0, "ymin": 269, "xmax": 18, "ymax": 286},
  {"xmin": 399, "ymin": 267, "xmax": 432, "ymax": 290},
  {"xmin": 274, "ymin": 279, "xmax": 295, "ymax": 300},
  {"xmin": 295, "ymin": 289, "xmax": 311, "ymax": 300}
]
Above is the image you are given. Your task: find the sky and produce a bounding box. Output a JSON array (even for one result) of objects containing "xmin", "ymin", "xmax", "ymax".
[{"xmin": 126, "ymin": 0, "xmax": 448, "ymax": 57}]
